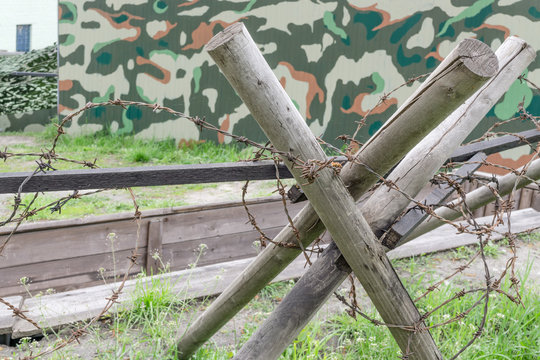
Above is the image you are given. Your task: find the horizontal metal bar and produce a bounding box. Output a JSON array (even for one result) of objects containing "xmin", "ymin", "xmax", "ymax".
[{"xmin": 9, "ymin": 72, "xmax": 58, "ymax": 78}]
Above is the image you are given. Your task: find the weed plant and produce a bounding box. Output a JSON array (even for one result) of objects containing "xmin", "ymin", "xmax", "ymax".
[{"xmin": 11, "ymin": 253, "xmax": 539, "ymax": 359}]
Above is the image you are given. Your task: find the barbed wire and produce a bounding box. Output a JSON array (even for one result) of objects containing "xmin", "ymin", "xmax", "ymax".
[{"xmin": 0, "ymin": 73, "xmax": 538, "ymax": 360}]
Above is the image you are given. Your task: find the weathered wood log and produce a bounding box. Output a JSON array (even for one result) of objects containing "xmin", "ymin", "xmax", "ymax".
[
  {"xmin": 178, "ymin": 29, "xmax": 495, "ymax": 357},
  {"xmin": 204, "ymin": 22, "xmax": 443, "ymax": 360},
  {"xmin": 366, "ymin": 36, "xmax": 536, "ymax": 246},
  {"xmin": 233, "ymin": 37, "xmax": 533, "ymax": 359},
  {"xmin": 234, "ymin": 155, "xmax": 484, "ymax": 359},
  {"xmin": 406, "ymin": 158, "xmax": 540, "ymax": 242},
  {"xmin": 175, "ymin": 23, "xmax": 498, "ymax": 359}
]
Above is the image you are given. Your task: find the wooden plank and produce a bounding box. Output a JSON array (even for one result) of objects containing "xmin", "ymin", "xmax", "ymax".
[
  {"xmin": 11, "ymin": 254, "xmax": 312, "ymax": 339},
  {"xmin": 0, "ymin": 198, "xmax": 302, "ymax": 269},
  {"xmin": 0, "ymin": 196, "xmax": 284, "ymax": 235},
  {"xmin": 9, "ymin": 208, "xmax": 538, "ymax": 339},
  {"xmin": 449, "ymin": 129, "xmax": 540, "ymax": 163},
  {"xmin": 1, "ymin": 225, "xmax": 287, "ymax": 296},
  {"xmin": 0, "ymin": 199, "xmax": 303, "ymax": 297},
  {"xmin": 146, "ymin": 220, "xmax": 163, "ymax": 275},
  {"xmin": 0, "ymin": 161, "xmax": 294, "ymax": 194},
  {"xmin": 519, "ymin": 187, "xmax": 534, "ymax": 209},
  {"xmin": 511, "ymin": 190, "xmax": 522, "ymax": 210},
  {"xmin": 531, "ymin": 184, "xmax": 540, "ymax": 211},
  {"xmin": 0, "ymin": 218, "xmax": 149, "ymax": 269},
  {"xmin": 388, "ymin": 208, "xmax": 539, "ymax": 259},
  {"xmin": 384, "ymin": 152, "xmax": 485, "ymax": 248},
  {"xmin": 483, "ymin": 199, "xmax": 497, "ymax": 217},
  {"xmin": 0, "ymin": 296, "xmax": 23, "ymax": 335},
  {"xmin": 1, "ymin": 129, "xmax": 538, "ymax": 195},
  {"xmin": 162, "ymin": 226, "xmax": 284, "ymax": 268},
  {"xmin": 290, "ymin": 129, "xmax": 540, "ymax": 203},
  {"xmin": 161, "ymin": 199, "xmax": 303, "ymax": 244},
  {"xmin": 0, "ymin": 248, "xmax": 144, "ymax": 297}
]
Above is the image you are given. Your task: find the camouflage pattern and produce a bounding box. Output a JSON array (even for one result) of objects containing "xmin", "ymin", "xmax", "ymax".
[
  {"xmin": 57, "ymin": 0, "xmax": 539, "ymax": 165},
  {"xmin": 0, "ymin": 45, "xmax": 57, "ymax": 131},
  {"xmin": 0, "ymin": 108, "xmax": 56, "ymax": 132}
]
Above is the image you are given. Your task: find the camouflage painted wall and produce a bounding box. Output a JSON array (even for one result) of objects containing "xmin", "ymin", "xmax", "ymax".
[{"xmin": 58, "ymin": 0, "xmax": 540, "ymax": 170}]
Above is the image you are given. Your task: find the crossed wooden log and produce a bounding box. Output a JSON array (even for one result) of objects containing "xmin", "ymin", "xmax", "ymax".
[{"xmin": 174, "ymin": 23, "xmax": 536, "ymax": 359}]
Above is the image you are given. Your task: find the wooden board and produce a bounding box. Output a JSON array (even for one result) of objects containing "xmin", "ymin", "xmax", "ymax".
[
  {"xmin": 1, "ymin": 130, "xmax": 538, "ymax": 195},
  {"xmin": 146, "ymin": 219, "xmax": 163, "ymax": 274},
  {"xmin": 0, "ymin": 198, "xmax": 303, "ymax": 297},
  {"xmin": 448, "ymin": 129, "xmax": 540, "ymax": 163},
  {"xmin": 386, "ymin": 153, "xmax": 485, "ymax": 247},
  {"xmin": 0, "ymin": 296, "xmax": 23, "ymax": 335},
  {"xmin": 11, "ymin": 254, "xmax": 312, "ymax": 338},
  {"xmin": 1, "ymin": 184, "xmax": 537, "ymax": 297},
  {"xmin": 388, "ymin": 208, "xmax": 540, "ymax": 259},
  {"xmin": 0, "ymin": 161, "xmax": 295, "ymax": 194},
  {"xmin": 0, "ymin": 248, "xmax": 144, "ymax": 297},
  {"xmin": 10, "ymin": 208, "xmax": 539, "ymax": 339}
]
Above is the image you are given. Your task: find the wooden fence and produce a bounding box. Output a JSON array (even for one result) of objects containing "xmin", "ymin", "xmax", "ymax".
[
  {"xmin": 3, "ymin": 130, "xmax": 538, "ymax": 295},
  {"xmin": 0, "ymin": 131, "xmax": 538, "ymax": 297}
]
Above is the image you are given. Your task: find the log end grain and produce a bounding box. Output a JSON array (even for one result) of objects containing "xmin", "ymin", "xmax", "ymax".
[
  {"xmin": 457, "ymin": 38, "xmax": 499, "ymax": 78},
  {"xmin": 206, "ymin": 22, "xmax": 245, "ymax": 51}
]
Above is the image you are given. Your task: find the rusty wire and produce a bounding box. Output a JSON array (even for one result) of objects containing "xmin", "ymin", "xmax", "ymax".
[{"xmin": 0, "ymin": 74, "xmax": 538, "ymax": 360}]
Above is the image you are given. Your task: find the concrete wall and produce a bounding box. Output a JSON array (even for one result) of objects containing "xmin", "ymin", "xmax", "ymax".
[{"xmin": 0, "ymin": 0, "xmax": 57, "ymax": 52}]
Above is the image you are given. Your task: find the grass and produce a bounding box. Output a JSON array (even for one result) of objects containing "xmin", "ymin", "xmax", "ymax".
[
  {"xmin": 10, "ymin": 248, "xmax": 539, "ymax": 359},
  {"xmin": 1, "ymin": 123, "xmax": 259, "ymax": 172},
  {"xmin": 0, "ymin": 125, "xmax": 279, "ymax": 221},
  {"xmin": 451, "ymin": 240, "xmax": 503, "ymax": 260},
  {"xmin": 3, "ymin": 126, "xmax": 540, "ymax": 358}
]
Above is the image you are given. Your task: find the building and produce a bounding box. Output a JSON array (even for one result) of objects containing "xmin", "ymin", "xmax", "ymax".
[{"xmin": 0, "ymin": 0, "xmax": 57, "ymax": 53}]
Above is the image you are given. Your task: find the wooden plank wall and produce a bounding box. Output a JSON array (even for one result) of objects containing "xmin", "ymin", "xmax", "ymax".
[
  {"xmin": 0, "ymin": 198, "xmax": 304, "ymax": 297},
  {"xmin": 1, "ymin": 181, "xmax": 537, "ymax": 298}
]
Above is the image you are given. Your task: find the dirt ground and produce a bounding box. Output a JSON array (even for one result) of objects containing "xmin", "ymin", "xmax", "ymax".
[
  {"xmin": 0, "ymin": 235, "xmax": 538, "ymax": 359},
  {"xmin": 0, "ymin": 136, "xmax": 36, "ymax": 146}
]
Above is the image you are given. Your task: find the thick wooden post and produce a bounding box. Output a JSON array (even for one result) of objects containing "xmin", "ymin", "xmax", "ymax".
[
  {"xmin": 234, "ymin": 156, "xmax": 484, "ymax": 359},
  {"xmin": 406, "ymin": 158, "xmax": 540, "ymax": 242},
  {"xmin": 362, "ymin": 36, "xmax": 536, "ymax": 244},
  {"xmin": 233, "ymin": 37, "xmax": 533, "ymax": 359},
  {"xmin": 174, "ymin": 26, "xmax": 499, "ymax": 359},
  {"xmin": 203, "ymin": 22, "xmax": 442, "ymax": 360}
]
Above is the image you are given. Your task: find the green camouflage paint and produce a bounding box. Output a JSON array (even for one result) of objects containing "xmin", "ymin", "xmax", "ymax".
[{"xmin": 51, "ymin": 0, "xmax": 539, "ymax": 167}]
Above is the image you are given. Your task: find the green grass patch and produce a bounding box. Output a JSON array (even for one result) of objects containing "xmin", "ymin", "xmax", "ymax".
[
  {"xmin": 12, "ymin": 255, "xmax": 539, "ymax": 359},
  {"xmin": 16, "ymin": 189, "xmax": 189, "ymax": 221},
  {"xmin": 0, "ymin": 125, "xmax": 271, "ymax": 221},
  {"xmin": 34, "ymin": 122, "xmax": 258, "ymax": 168}
]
